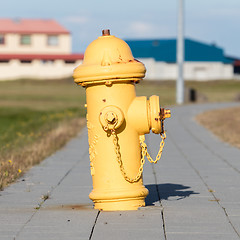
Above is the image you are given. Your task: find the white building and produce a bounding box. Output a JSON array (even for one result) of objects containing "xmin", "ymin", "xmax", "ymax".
[
  {"xmin": 0, "ymin": 19, "xmax": 83, "ymax": 80},
  {"xmin": 125, "ymin": 38, "xmax": 235, "ymax": 81}
]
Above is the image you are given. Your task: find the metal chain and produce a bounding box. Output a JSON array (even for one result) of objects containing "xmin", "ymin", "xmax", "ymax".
[
  {"xmin": 111, "ymin": 127, "xmax": 146, "ymax": 183},
  {"xmin": 109, "ymin": 125, "xmax": 166, "ymax": 183},
  {"xmin": 139, "ymin": 132, "xmax": 166, "ymax": 164}
]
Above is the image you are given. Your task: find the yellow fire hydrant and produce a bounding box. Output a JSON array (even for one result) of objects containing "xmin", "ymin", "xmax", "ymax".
[{"xmin": 73, "ymin": 30, "xmax": 171, "ymax": 211}]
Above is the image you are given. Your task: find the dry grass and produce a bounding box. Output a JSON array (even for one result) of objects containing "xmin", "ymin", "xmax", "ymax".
[
  {"xmin": 0, "ymin": 117, "xmax": 85, "ymax": 190},
  {"xmin": 0, "ymin": 79, "xmax": 87, "ymax": 190},
  {"xmin": 196, "ymin": 106, "xmax": 240, "ymax": 148},
  {"xmin": 0, "ymin": 78, "xmax": 86, "ymax": 111}
]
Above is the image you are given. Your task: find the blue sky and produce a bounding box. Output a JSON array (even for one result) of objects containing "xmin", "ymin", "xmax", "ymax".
[{"xmin": 1, "ymin": 0, "xmax": 240, "ymax": 57}]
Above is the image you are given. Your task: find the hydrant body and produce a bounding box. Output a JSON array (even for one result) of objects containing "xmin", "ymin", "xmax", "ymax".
[
  {"xmin": 73, "ymin": 30, "xmax": 170, "ymax": 211},
  {"xmin": 86, "ymin": 83, "xmax": 148, "ymax": 211}
]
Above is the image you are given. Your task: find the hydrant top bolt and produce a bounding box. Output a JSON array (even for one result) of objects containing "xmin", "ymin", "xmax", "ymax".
[{"xmin": 102, "ymin": 29, "xmax": 110, "ymax": 36}]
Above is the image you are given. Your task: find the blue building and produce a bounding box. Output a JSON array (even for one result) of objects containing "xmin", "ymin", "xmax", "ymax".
[{"xmin": 125, "ymin": 38, "xmax": 234, "ymax": 81}]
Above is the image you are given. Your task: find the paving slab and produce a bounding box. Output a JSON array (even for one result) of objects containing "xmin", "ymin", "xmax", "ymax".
[
  {"xmin": 149, "ymin": 102, "xmax": 240, "ymax": 240},
  {"xmin": 0, "ymin": 102, "xmax": 240, "ymax": 240},
  {"xmin": 91, "ymin": 209, "xmax": 165, "ymax": 240}
]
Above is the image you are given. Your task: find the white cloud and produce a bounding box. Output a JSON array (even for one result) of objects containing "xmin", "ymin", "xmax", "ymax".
[
  {"xmin": 126, "ymin": 21, "xmax": 175, "ymax": 38},
  {"xmin": 128, "ymin": 21, "xmax": 155, "ymax": 37},
  {"xmin": 64, "ymin": 16, "xmax": 89, "ymax": 24},
  {"xmin": 209, "ymin": 8, "xmax": 240, "ymax": 18}
]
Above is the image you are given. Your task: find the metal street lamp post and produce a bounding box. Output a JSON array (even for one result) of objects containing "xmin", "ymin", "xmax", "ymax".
[{"xmin": 176, "ymin": 0, "xmax": 185, "ymax": 104}]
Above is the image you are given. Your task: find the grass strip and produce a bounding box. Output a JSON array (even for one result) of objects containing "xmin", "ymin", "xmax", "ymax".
[
  {"xmin": 0, "ymin": 107, "xmax": 85, "ymax": 190},
  {"xmin": 196, "ymin": 106, "xmax": 240, "ymax": 149}
]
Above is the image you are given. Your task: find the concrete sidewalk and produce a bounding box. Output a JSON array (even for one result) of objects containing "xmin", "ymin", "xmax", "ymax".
[{"xmin": 1, "ymin": 103, "xmax": 240, "ymax": 240}]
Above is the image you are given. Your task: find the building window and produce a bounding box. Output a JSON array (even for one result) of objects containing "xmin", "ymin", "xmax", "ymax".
[
  {"xmin": 0, "ymin": 34, "xmax": 5, "ymax": 45},
  {"xmin": 20, "ymin": 35, "xmax": 31, "ymax": 45},
  {"xmin": 47, "ymin": 35, "xmax": 58, "ymax": 46},
  {"xmin": 41, "ymin": 60, "xmax": 55, "ymax": 64},
  {"xmin": 20, "ymin": 60, "xmax": 32, "ymax": 64},
  {"xmin": 234, "ymin": 66, "xmax": 240, "ymax": 74},
  {"xmin": 0, "ymin": 59, "xmax": 9, "ymax": 63},
  {"xmin": 64, "ymin": 60, "xmax": 76, "ymax": 64}
]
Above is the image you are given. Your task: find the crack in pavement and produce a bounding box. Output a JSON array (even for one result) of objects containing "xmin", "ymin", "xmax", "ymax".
[{"xmin": 152, "ymin": 163, "xmax": 168, "ymax": 240}]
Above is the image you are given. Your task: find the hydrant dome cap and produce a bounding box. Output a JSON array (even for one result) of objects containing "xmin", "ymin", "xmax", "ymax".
[
  {"xmin": 83, "ymin": 35, "xmax": 133, "ymax": 65},
  {"xmin": 73, "ymin": 33, "xmax": 146, "ymax": 85}
]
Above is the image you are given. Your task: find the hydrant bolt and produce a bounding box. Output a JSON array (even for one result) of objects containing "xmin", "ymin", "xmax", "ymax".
[
  {"xmin": 164, "ymin": 109, "xmax": 171, "ymax": 119},
  {"xmin": 106, "ymin": 112, "xmax": 117, "ymax": 124}
]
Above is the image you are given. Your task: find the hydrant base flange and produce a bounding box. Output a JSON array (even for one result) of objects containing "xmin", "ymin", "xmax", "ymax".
[
  {"xmin": 89, "ymin": 185, "xmax": 149, "ymax": 211},
  {"xmin": 93, "ymin": 198, "xmax": 146, "ymax": 211}
]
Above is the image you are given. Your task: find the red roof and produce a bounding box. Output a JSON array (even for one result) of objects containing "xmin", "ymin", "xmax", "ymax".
[
  {"xmin": 0, "ymin": 19, "xmax": 69, "ymax": 34},
  {"xmin": 234, "ymin": 60, "xmax": 240, "ymax": 66},
  {"xmin": 0, "ymin": 54, "xmax": 84, "ymax": 61}
]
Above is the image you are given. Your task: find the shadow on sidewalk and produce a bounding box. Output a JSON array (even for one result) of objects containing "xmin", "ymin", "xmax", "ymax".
[{"xmin": 145, "ymin": 183, "xmax": 199, "ymax": 206}]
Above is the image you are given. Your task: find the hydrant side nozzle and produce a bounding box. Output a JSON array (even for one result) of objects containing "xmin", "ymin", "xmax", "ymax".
[
  {"xmin": 148, "ymin": 95, "xmax": 162, "ymax": 134},
  {"xmin": 127, "ymin": 96, "xmax": 150, "ymax": 135},
  {"xmin": 99, "ymin": 106, "xmax": 124, "ymax": 131}
]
